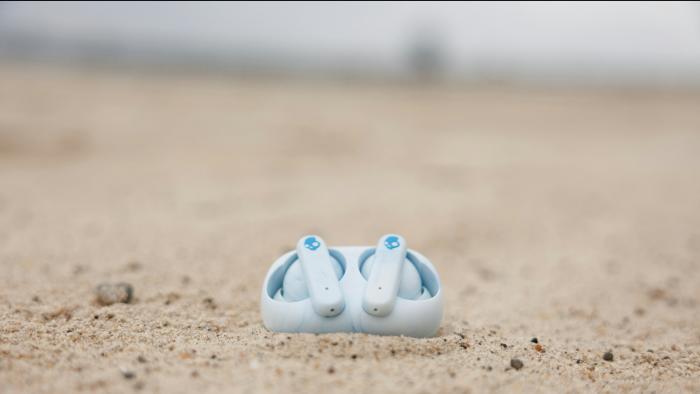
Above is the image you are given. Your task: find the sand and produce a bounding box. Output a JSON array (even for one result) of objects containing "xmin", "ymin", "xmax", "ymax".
[{"xmin": 0, "ymin": 65, "xmax": 699, "ymax": 393}]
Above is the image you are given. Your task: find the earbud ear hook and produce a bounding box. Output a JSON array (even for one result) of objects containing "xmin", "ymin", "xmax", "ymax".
[
  {"xmin": 362, "ymin": 234, "xmax": 407, "ymax": 317},
  {"xmin": 296, "ymin": 235, "xmax": 345, "ymax": 317}
]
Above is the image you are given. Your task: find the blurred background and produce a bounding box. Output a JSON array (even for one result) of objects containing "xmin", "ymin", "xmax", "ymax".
[
  {"xmin": 1, "ymin": 1, "xmax": 700, "ymax": 274},
  {"xmin": 1, "ymin": 0, "xmax": 699, "ymax": 291},
  {"xmin": 2, "ymin": 1, "xmax": 700, "ymax": 85},
  {"xmin": 1, "ymin": 2, "xmax": 700, "ymax": 393}
]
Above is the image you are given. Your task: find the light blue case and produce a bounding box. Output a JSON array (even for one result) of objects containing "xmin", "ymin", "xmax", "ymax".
[{"xmin": 260, "ymin": 246, "xmax": 443, "ymax": 337}]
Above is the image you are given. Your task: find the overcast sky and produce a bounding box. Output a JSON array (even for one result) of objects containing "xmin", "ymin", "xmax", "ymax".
[{"xmin": 2, "ymin": 1, "xmax": 700, "ymax": 84}]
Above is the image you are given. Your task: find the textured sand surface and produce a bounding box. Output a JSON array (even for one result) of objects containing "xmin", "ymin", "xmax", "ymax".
[{"xmin": 1, "ymin": 65, "xmax": 699, "ymax": 393}]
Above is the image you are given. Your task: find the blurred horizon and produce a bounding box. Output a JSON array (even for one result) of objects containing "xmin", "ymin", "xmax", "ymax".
[{"xmin": 2, "ymin": 1, "xmax": 700, "ymax": 88}]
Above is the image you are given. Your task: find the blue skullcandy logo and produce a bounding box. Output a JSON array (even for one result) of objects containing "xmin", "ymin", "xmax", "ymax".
[
  {"xmin": 384, "ymin": 235, "xmax": 400, "ymax": 250},
  {"xmin": 304, "ymin": 236, "xmax": 321, "ymax": 251}
]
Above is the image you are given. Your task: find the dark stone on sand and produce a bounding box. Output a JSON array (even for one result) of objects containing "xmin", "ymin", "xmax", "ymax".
[
  {"xmin": 95, "ymin": 282, "xmax": 133, "ymax": 306},
  {"xmin": 510, "ymin": 358, "xmax": 524, "ymax": 370},
  {"xmin": 603, "ymin": 351, "xmax": 614, "ymax": 362}
]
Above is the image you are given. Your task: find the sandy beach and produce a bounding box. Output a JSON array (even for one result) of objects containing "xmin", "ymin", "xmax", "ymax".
[{"xmin": 1, "ymin": 65, "xmax": 699, "ymax": 393}]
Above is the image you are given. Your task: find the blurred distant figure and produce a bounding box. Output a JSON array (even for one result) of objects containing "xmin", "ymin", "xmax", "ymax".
[{"xmin": 406, "ymin": 24, "xmax": 445, "ymax": 81}]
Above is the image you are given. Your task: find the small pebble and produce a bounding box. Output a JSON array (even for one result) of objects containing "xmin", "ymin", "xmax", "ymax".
[
  {"xmin": 327, "ymin": 366, "xmax": 335, "ymax": 374},
  {"xmin": 603, "ymin": 351, "xmax": 614, "ymax": 362},
  {"xmin": 95, "ymin": 282, "xmax": 133, "ymax": 306},
  {"xmin": 120, "ymin": 368, "xmax": 136, "ymax": 379},
  {"xmin": 202, "ymin": 297, "xmax": 216, "ymax": 309},
  {"xmin": 510, "ymin": 358, "xmax": 524, "ymax": 370},
  {"xmin": 125, "ymin": 261, "xmax": 142, "ymax": 272},
  {"xmin": 530, "ymin": 337, "xmax": 538, "ymax": 343},
  {"xmin": 137, "ymin": 355, "xmax": 147, "ymax": 363}
]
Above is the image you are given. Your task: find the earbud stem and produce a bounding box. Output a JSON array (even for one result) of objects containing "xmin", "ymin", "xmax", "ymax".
[
  {"xmin": 296, "ymin": 235, "xmax": 345, "ymax": 317},
  {"xmin": 362, "ymin": 234, "xmax": 407, "ymax": 317}
]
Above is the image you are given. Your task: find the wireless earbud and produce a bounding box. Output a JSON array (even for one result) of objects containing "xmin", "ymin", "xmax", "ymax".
[
  {"xmin": 273, "ymin": 235, "xmax": 345, "ymax": 317},
  {"xmin": 261, "ymin": 234, "xmax": 442, "ymax": 337},
  {"xmin": 361, "ymin": 234, "xmax": 430, "ymax": 316}
]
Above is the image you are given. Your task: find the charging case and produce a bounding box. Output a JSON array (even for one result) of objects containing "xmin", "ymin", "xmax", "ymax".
[{"xmin": 260, "ymin": 246, "xmax": 443, "ymax": 337}]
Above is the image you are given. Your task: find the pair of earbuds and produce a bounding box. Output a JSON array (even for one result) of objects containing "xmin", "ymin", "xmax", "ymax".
[{"xmin": 273, "ymin": 234, "xmax": 430, "ymax": 318}]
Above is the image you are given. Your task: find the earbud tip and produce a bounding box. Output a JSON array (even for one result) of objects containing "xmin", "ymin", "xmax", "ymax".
[
  {"xmin": 282, "ymin": 260, "xmax": 308, "ymax": 301},
  {"xmin": 361, "ymin": 255, "xmax": 423, "ymax": 300},
  {"xmin": 416, "ymin": 286, "xmax": 431, "ymax": 300},
  {"xmin": 398, "ymin": 259, "xmax": 423, "ymax": 300},
  {"xmin": 281, "ymin": 255, "xmax": 344, "ymax": 302}
]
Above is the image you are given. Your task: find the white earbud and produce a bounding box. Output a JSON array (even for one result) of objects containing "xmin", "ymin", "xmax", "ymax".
[
  {"xmin": 361, "ymin": 234, "xmax": 430, "ymax": 317},
  {"xmin": 262, "ymin": 235, "xmax": 443, "ymax": 336},
  {"xmin": 273, "ymin": 235, "xmax": 345, "ymax": 317}
]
